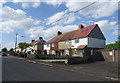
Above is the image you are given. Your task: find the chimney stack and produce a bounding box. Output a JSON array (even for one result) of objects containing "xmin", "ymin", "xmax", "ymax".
[
  {"xmin": 31, "ymin": 40, "xmax": 35, "ymax": 42},
  {"xmin": 57, "ymin": 31, "xmax": 62, "ymax": 36},
  {"xmin": 39, "ymin": 37, "xmax": 43, "ymax": 41},
  {"xmin": 78, "ymin": 24, "xmax": 84, "ymax": 30}
]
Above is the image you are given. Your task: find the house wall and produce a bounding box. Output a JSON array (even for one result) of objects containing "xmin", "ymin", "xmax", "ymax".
[
  {"xmin": 71, "ymin": 38, "xmax": 88, "ymax": 48},
  {"xmin": 16, "ymin": 48, "xmax": 22, "ymax": 52},
  {"xmin": 88, "ymin": 25, "xmax": 106, "ymax": 40},
  {"xmin": 37, "ymin": 45, "xmax": 44, "ymax": 51},
  {"xmin": 59, "ymin": 40, "xmax": 72, "ymax": 50},
  {"xmin": 50, "ymin": 43, "xmax": 58, "ymax": 51},
  {"xmin": 33, "ymin": 45, "xmax": 37, "ymax": 50},
  {"xmin": 44, "ymin": 44, "xmax": 50, "ymax": 50},
  {"xmin": 88, "ymin": 37, "xmax": 105, "ymax": 48}
]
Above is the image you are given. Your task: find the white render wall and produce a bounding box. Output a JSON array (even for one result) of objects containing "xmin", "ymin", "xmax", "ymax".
[
  {"xmin": 71, "ymin": 38, "xmax": 88, "ymax": 48},
  {"xmin": 88, "ymin": 37, "xmax": 105, "ymax": 48},
  {"xmin": 71, "ymin": 37, "xmax": 105, "ymax": 49},
  {"xmin": 44, "ymin": 44, "xmax": 50, "ymax": 50}
]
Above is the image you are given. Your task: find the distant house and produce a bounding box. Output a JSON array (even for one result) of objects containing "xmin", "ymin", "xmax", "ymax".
[
  {"xmin": 27, "ymin": 37, "xmax": 46, "ymax": 54},
  {"xmin": 44, "ymin": 24, "xmax": 106, "ymax": 57},
  {"xmin": 15, "ymin": 47, "xmax": 22, "ymax": 52}
]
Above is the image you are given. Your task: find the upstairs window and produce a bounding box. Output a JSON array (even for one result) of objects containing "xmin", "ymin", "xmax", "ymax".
[
  {"xmin": 47, "ymin": 44, "xmax": 49, "ymax": 47},
  {"xmin": 75, "ymin": 39, "xmax": 79, "ymax": 43},
  {"xmin": 52, "ymin": 43, "xmax": 54, "ymax": 47},
  {"xmin": 85, "ymin": 29, "xmax": 89, "ymax": 31},
  {"xmin": 65, "ymin": 41, "xmax": 69, "ymax": 45}
]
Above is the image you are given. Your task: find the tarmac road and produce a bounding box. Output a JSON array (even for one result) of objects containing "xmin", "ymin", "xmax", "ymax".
[{"xmin": 2, "ymin": 56, "xmax": 109, "ymax": 81}]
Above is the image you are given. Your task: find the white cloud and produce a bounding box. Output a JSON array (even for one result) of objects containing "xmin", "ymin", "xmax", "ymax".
[
  {"xmin": 112, "ymin": 30, "xmax": 119, "ymax": 35},
  {"xmin": 94, "ymin": 20, "xmax": 118, "ymax": 39},
  {"xmin": 94, "ymin": 20, "xmax": 117, "ymax": 31},
  {"xmin": 12, "ymin": 0, "xmax": 41, "ymax": 8},
  {"xmin": 21, "ymin": 2, "xmax": 41, "ymax": 8},
  {"xmin": 43, "ymin": 0, "xmax": 65, "ymax": 6},
  {"xmin": 26, "ymin": 25, "xmax": 78, "ymax": 39},
  {"xmin": 1, "ymin": 6, "xmax": 26, "ymax": 21},
  {"xmin": 0, "ymin": 6, "xmax": 41, "ymax": 33},
  {"xmin": 46, "ymin": 10, "xmax": 80, "ymax": 25},
  {"xmin": 65, "ymin": 0, "xmax": 119, "ymax": 18},
  {"xmin": 46, "ymin": 10, "xmax": 67, "ymax": 25},
  {"xmin": 2, "ymin": 41, "xmax": 15, "ymax": 50}
]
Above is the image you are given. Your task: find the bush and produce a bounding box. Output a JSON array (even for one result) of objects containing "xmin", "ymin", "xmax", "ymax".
[
  {"xmin": 9, "ymin": 51, "xmax": 15, "ymax": 56},
  {"xmin": 67, "ymin": 56, "xmax": 88, "ymax": 64}
]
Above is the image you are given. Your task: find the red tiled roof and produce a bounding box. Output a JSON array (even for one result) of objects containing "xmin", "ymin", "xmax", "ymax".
[
  {"xmin": 71, "ymin": 24, "xmax": 97, "ymax": 39},
  {"xmin": 31, "ymin": 40, "xmax": 46, "ymax": 46},
  {"xmin": 45, "ymin": 30, "xmax": 78, "ymax": 44},
  {"xmin": 16, "ymin": 47, "xmax": 21, "ymax": 49},
  {"xmin": 45, "ymin": 24, "xmax": 97, "ymax": 44},
  {"xmin": 77, "ymin": 45, "xmax": 87, "ymax": 49}
]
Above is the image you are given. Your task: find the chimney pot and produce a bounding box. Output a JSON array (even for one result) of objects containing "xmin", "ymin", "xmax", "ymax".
[
  {"xmin": 57, "ymin": 31, "xmax": 62, "ymax": 36},
  {"xmin": 78, "ymin": 24, "xmax": 84, "ymax": 30},
  {"xmin": 32, "ymin": 40, "xmax": 35, "ymax": 42},
  {"xmin": 39, "ymin": 37, "xmax": 43, "ymax": 40}
]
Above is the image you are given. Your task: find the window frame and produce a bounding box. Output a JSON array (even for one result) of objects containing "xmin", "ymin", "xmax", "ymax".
[
  {"xmin": 52, "ymin": 43, "xmax": 54, "ymax": 47},
  {"xmin": 47, "ymin": 44, "xmax": 49, "ymax": 47},
  {"xmin": 75, "ymin": 39, "xmax": 79, "ymax": 43},
  {"xmin": 65, "ymin": 41, "xmax": 69, "ymax": 45}
]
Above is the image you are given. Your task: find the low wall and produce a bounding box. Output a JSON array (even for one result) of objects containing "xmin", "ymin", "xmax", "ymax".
[{"xmin": 27, "ymin": 54, "xmax": 36, "ymax": 60}]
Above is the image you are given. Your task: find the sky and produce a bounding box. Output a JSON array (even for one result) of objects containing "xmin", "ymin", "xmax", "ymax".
[{"xmin": 0, "ymin": 0, "xmax": 120, "ymax": 50}]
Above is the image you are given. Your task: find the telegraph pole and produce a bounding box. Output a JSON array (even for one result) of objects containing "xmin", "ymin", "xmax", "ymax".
[{"xmin": 15, "ymin": 33, "xmax": 18, "ymax": 53}]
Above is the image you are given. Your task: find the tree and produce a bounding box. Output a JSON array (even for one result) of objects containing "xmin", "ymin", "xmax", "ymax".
[
  {"xmin": 18, "ymin": 42, "xmax": 31, "ymax": 51},
  {"xmin": 115, "ymin": 41, "xmax": 120, "ymax": 49},
  {"xmin": 9, "ymin": 48, "xmax": 14, "ymax": 52},
  {"xmin": 2, "ymin": 48, "xmax": 8, "ymax": 52},
  {"xmin": 69, "ymin": 48, "xmax": 73, "ymax": 56},
  {"xmin": 118, "ymin": 36, "xmax": 120, "ymax": 41},
  {"xmin": 106, "ymin": 41, "xmax": 120, "ymax": 49}
]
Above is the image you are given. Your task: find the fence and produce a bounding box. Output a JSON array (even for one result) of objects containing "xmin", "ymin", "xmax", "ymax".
[{"xmin": 100, "ymin": 49, "xmax": 119, "ymax": 62}]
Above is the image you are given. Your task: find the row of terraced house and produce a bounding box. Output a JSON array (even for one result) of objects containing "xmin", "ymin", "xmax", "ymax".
[
  {"xmin": 23, "ymin": 24, "xmax": 106, "ymax": 57},
  {"xmin": 43, "ymin": 24, "xmax": 106, "ymax": 57}
]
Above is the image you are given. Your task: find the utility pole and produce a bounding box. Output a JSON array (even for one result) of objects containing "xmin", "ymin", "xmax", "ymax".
[{"xmin": 15, "ymin": 33, "xmax": 18, "ymax": 53}]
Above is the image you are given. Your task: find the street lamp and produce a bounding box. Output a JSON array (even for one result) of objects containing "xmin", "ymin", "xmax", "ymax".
[
  {"xmin": 15, "ymin": 33, "xmax": 18, "ymax": 53},
  {"xmin": 14, "ymin": 33, "xmax": 25, "ymax": 53}
]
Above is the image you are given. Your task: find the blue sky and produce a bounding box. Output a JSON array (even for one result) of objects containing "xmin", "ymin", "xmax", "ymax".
[{"xmin": 0, "ymin": 0, "xmax": 119, "ymax": 50}]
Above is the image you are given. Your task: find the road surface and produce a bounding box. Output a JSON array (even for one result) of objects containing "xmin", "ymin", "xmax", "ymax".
[{"xmin": 2, "ymin": 56, "xmax": 109, "ymax": 81}]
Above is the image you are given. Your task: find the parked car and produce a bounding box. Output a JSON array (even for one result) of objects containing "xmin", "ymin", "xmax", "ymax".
[
  {"xmin": 2, "ymin": 53, "xmax": 8, "ymax": 56},
  {"xmin": 17, "ymin": 52, "xmax": 27, "ymax": 58}
]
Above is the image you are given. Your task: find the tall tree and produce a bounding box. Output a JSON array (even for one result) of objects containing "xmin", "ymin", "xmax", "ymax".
[
  {"xmin": 18, "ymin": 42, "xmax": 31, "ymax": 51},
  {"xmin": 9, "ymin": 48, "xmax": 14, "ymax": 52},
  {"xmin": 2, "ymin": 48, "xmax": 8, "ymax": 52},
  {"xmin": 118, "ymin": 36, "xmax": 120, "ymax": 41}
]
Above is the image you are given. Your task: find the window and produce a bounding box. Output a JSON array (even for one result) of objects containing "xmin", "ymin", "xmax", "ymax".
[
  {"xmin": 52, "ymin": 43, "xmax": 54, "ymax": 47},
  {"xmin": 75, "ymin": 39, "xmax": 79, "ymax": 43},
  {"xmin": 47, "ymin": 44, "xmax": 49, "ymax": 47},
  {"xmin": 81, "ymin": 30, "xmax": 85, "ymax": 33},
  {"xmin": 85, "ymin": 29, "xmax": 89, "ymax": 31},
  {"xmin": 65, "ymin": 41, "xmax": 69, "ymax": 45}
]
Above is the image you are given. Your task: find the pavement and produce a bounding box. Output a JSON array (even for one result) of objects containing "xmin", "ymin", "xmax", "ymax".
[
  {"xmin": 34, "ymin": 59, "xmax": 120, "ymax": 81},
  {"xmin": 7, "ymin": 56, "xmax": 120, "ymax": 81},
  {"xmin": 2, "ymin": 56, "xmax": 109, "ymax": 81}
]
